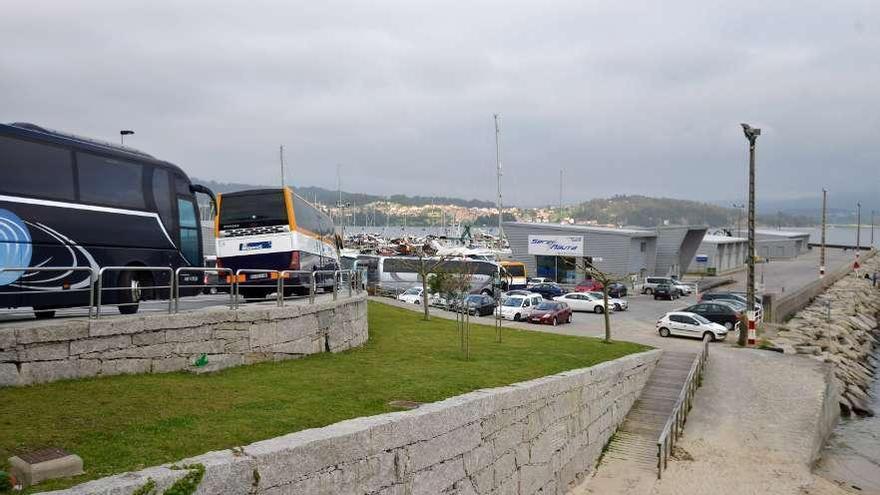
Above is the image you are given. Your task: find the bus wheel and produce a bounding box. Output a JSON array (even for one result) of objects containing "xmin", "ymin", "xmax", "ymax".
[
  {"xmin": 117, "ymin": 271, "xmax": 142, "ymax": 315},
  {"xmin": 33, "ymin": 308, "xmax": 56, "ymax": 319}
]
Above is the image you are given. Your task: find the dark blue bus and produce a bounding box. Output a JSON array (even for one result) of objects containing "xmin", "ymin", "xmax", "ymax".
[{"xmin": 0, "ymin": 122, "xmax": 214, "ymax": 317}]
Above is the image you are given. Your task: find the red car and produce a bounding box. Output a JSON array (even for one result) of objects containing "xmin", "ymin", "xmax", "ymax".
[
  {"xmin": 527, "ymin": 301, "xmax": 573, "ymax": 325},
  {"xmin": 575, "ymin": 279, "xmax": 604, "ymax": 292}
]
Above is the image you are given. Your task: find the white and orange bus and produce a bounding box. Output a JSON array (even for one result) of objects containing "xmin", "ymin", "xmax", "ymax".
[{"xmin": 215, "ymin": 187, "xmax": 339, "ymax": 299}]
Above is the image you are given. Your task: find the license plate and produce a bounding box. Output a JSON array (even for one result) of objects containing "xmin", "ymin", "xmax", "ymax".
[{"xmin": 240, "ymin": 241, "xmax": 272, "ymax": 251}]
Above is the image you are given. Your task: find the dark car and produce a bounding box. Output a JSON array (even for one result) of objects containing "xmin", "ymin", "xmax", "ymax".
[
  {"xmin": 462, "ymin": 294, "xmax": 496, "ymax": 316},
  {"xmin": 527, "ymin": 301, "xmax": 572, "ymax": 325},
  {"xmin": 701, "ymin": 291, "xmax": 763, "ymax": 315},
  {"xmin": 529, "ymin": 283, "xmax": 565, "ymax": 300},
  {"xmin": 606, "ymin": 282, "xmax": 628, "ymax": 298},
  {"xmin": 653, "ymin": 283, "xmax": 680, "ymax": 300},
  {"xmin": 681, "ymin": 302, "xmax": 742, "ymax": 331},
  {"xmin": 575, "ymin": 279, "xmax": 604, "ymax": 292}
]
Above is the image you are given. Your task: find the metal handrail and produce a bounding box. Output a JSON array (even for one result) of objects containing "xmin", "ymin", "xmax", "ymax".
[
  {"xmin": 279, "ymin": 270, "xmax": 316, "ymax": 305},
  {"xmin": 313, "ymin": 270, "xmax": 339, "ymax": 300},
  {"xmin": 656, "ymin": 336, "xmax": 710, "ymax": 479},
  {"xmin": 0, "ymin": 266, "xmax": 97, "ymax": 317},
  {"xmin": 173, "ymin": 267, "xmax": 234, "ymax": 312},
  {"xmin": 232, "ymin": 269, "xmax": 282, "ymax": 309},
  {"xmin": 96, "ymin": 266, "xmax": 174, "ymax": 317}
]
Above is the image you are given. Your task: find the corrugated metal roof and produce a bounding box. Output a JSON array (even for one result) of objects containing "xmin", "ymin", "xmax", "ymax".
[
  {"xmin": 503, "ymin": 222, "xmax": 656, "ymax": 237},
  {"xmin": 702, "ymin": 234, "xmax": 747, "ymax": 244}
]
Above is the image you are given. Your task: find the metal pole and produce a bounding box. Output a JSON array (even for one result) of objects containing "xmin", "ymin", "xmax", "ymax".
[
  {"xmin": 279, "ymin": 145, "xmax": 285, "ymax": 189},
  {"xmin": 740, "ymin": 123, "xmax": 760, "ymax": 347},
  {"xmin": 856, "ymin": 202, "xmax": 862, "ymax": 272},
  {"xmin": 871, "ymin": 210, "xmax": 875, "ymax": 247},
  {"xmin": 494, "ymin": 114, "xmax": 503, "ymax": 248},
  {"xmin": 559, "ymin": 169, "xmax": 563, "ymax": 218},
  {"xmin": 820, "ymin": 189, "xmax": 827, "ymax": 278}
]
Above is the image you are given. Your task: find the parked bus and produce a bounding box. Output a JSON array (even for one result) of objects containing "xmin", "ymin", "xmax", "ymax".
[
  {"xmin": 0, "ymin": 122, "xmax": 214, "ymax": 317},
  {"xmin": 499, "ymin": 260, "xmax": 527, "ymax": 290},
  {"xmin": 215, "ymin": 187, "xmax": 340, "ymax": 299},
  {"xmin": 374, "ymin": 256, "xmax": 500, "ymax": 295}
]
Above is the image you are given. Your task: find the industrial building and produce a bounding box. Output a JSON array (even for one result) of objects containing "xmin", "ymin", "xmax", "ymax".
[
  {"xmin": 688, "ymin": 234, "xmax": 748, "ymax": 275},
  {"xmin": 503, "ymin": 222, "xmax": 707, "ymax": 283},
  {"xmin": 755, "ymin": 230, "xmax": 811, "ymax": 259}
]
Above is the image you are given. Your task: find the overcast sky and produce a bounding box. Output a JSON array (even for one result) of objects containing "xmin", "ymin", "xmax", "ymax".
[{"xmin": 2, "ymin": 0, "xmax": 878, "ymax": 206}]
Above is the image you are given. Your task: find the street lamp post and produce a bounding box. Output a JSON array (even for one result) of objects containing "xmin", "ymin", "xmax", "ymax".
[
  {"xmin": 820, "ymin": 189, "xmax": 827, "ymax": 278},
  {"xmin": 732, "ymin": 203, "xmax": 745, "ymax": 237},
  {"xmin": 119, "ymin": 129, "xmax": 134, "ymax": 144},
  {"xmin": 855, "ymin": 203, "xmax": 862, "ymax": 273},
  {"xmin": 740, "ymin": 123, "xmax": 761, "ymax": 347}
]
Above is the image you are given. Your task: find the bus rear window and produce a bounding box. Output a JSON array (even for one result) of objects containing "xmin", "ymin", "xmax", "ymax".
[{"xmin": 219, "ymin": 191, "xmax": 287, "ymax": 229}]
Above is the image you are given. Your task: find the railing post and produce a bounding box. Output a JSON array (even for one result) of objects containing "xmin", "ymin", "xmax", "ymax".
[
  {"xmin": 96, "ymin": 267, "xmax": 106, "ymax": 318},
  {"xmin": 333, "ymin": 270, "xmax": 339, "ymax": 300},
  {"xmin": 309, "ymin": 272, "xmax": 316, "ymax": 304}
]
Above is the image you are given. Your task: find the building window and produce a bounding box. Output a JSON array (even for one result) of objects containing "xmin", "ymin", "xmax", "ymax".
[{"xmin": 640, "ymin": 241, "xmax": 647, "ymax": 253}]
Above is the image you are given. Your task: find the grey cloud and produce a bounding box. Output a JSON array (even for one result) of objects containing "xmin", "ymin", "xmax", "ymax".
[{"xmin": 1, "ymin": 0, "xmax": 878, "ymax": 206}]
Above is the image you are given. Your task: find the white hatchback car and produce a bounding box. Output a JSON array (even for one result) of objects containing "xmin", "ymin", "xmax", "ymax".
[
  {"xmin": 397, "ymin": 287, "xmax": 424, "ymax": 304},
  {"xmin": 656, "ymin": 311, "xmax": 728, "ymax": 341},
  {"xmin": 496, "ymin": 293, "xmax": 543, "ymax": 321},
  {"xmin": 554, "ymin": 292, "xmax": 612, "ymax": 314},
  {"xmin": 586, "ymin": 292, "xmax": 628, "ymax": 312}
]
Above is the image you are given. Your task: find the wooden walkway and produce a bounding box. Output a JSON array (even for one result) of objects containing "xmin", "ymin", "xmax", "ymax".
[{"xmin": 571, "ymin": 350, "xmax": 699, "ymax": 494}]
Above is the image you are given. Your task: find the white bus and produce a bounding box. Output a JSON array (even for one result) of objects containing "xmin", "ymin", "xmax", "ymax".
[
  {"xmin": 215, "ymin": 187, "xmax": 339, "ymax": 299},
  {"xmin": 375, "ymin": 256, "xmax": 499, "ymax": 295}
]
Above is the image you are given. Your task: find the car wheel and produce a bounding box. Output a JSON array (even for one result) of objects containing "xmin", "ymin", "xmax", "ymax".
[
  {"xmin": 659, "ymin": 327, "xmax": 671, "ymax": 337},
  {"xmin": 703, "ymin": 331, "xmax": 716, "ymax": 342},
  {"xmin": 654, "ymin": 296, "xmax": 659, "ymax": 300},
  {"xmin": 724, "ymin": 321, "xmax": 733, "ymax": 330},
  {"xmin": 566, "ymin": 314, "xmax": 572, "ymax": 323},
  {"xmin": 414, "ymin": 299, "xmax": 420, "ymax": 305},
  {"xmin": 552, "ymin": 317, "xmax": 558, "ymax": 326},
  {"xmin": 594, "ymin": 306, "xmax": 604, "ymax": 314},
  {"xmin": 117, "ymin": 270, "xmax": 143, "ymax": 315},
  {"xmin": 645, "ymin": 288, "xmax": 653, "ymax": 295},
  {"xmin": 614, "ymin": 303, "xmax": 622, "ymax": 311},
  {"xmin": 514, "ymin": 313, "xmax": 521, "ymax": 322}
]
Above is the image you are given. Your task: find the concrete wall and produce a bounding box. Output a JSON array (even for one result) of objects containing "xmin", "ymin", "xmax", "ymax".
[
  {"xmin": 47, "ymin": 349, "xmax": 662, "ymax": 495},
  {"xmin": 0, "ymin": 296, "xmax": 368, "ymax": 387},
  {"xmin": 763, "ymin": 251, "xmax": 875, "ymax": 323}
]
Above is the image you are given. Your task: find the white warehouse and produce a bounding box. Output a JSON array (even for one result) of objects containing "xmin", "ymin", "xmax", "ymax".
[{"xmin": 688, "ymin": 234, "xmax": 748, "ymax": 275}]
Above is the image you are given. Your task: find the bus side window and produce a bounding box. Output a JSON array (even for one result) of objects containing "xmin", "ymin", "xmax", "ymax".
[
  {"xmin": 77, "ymin": 152, "xmax": 145, "ymax": 209},
  {"xmin": 177, "ymin": 198, "xmax": 200, "ymax": 265},
  {"xmin": 0, "ymin": 136, "xmax": 75, "ymax": 200},
  {"xmin": 151, "ymin": 168, "xmax": 173, "ymax": 231}
]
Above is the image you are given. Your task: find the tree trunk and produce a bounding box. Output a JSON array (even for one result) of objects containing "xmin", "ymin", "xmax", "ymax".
[
  {"xmin": 602, "ymin": 287, "xmax": 611, "ymax": 342},
  {"xmin": 421, "ymin": 270, "xmax": 430, "ymax": 321}
]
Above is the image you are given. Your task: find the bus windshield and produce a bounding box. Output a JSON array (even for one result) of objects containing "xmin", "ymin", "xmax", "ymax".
[
  {"xmin": 219, "ymin": 191, "xmax": 287, "ymax": 229},
  {"xmin": 503, "ymin": 264, "xmax": 525, "ymax": 277}
]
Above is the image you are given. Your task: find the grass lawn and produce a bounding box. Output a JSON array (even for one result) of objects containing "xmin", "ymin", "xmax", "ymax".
[{"xmin": 0, "ymin": 301, "xmax": 648, "ymax": 492}]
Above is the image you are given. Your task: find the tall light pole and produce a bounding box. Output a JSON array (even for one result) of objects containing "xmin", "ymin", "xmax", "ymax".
[
  {"xmin": 559, "ymin": 169, "xmax": 563, "ymax": 220},
  {"xmin": 120, "ymin": 129, "xmax": 134, "ymax": 144},
  {"xmin": 871, "ymin": 210, "xmax": 875, "ymax": 247},
  {"xmin": 494, "ymin": 114, "xmax": 504, "ymax": 248},
  {"xmin": 855, "ymin": 202, "xmax": 862, "ymax": 272},
  {"xmin": 279, "ymin": 145, "xmax": 285, "ymax": 189},
  {"xmin": 732, "ymin": 203, "xmax": 745, "ymax": 237},
  {"xmin": 740, "ymin": 123, "xmax": 761, "ymax": 347},
  {"xmin": 820, "ymin": 189, "xmax": 827, "ymax": 278}
]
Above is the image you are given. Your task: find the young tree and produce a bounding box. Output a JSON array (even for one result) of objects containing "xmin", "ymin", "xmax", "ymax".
[
  {"xmin": 563, "ymin": 258, "xmax": 632, "ymax": 343},
  {"xmin": 402, "ymin": 251, "xmax": 453, "ymax": 321}
]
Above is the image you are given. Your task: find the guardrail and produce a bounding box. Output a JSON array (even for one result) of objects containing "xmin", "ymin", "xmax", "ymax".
[
  {"xmin": 656, "ymin": 335, "xmax": 710, "ymax": 479},
  {"xmin": 0, "ymin": 265, "xmax": 360, "ymax": 320}
]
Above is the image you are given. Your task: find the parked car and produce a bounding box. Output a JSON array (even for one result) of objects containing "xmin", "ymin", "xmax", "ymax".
[
  {"xmin": 587, "ymin": 292, "xmax": 628, "ymax": 311},
  {"xmin": 496, "ymin": 293, "xmax": 544, "ymax": 321},
  {"xmin": 555, "ymin": 292, "xmax": 612, "ymax": 314},
  {"xmin": 527, "ymin": 277, "xmax": 552, "ymax": 287},
  {"xmin": 502, "ymin": 289, "xmax": 533, "ymax": 298},
  {"xmin": 656, "ymin": 312, "xmax": 729, "ymax": 341},
  {"xmin": 529, "ymin": 283, "xmax": 565, "ymax": 299},
  {"xmin": 680, "ymin": 302, "xmax": 742, "ymax": 331},
  {"xmin": 641, "ymin": 277, "xmax": 676, "ymax": 295},
  {"xmin": 458, "ymin": 294, "xmax": 496, "ymax": 316},
  {"xmin": 574, "ymin": 279, "xmax": 604, "ymax": 292},
  {"xmin": 700, "ymin": 292, "xmax": 763, "ymax": 315},
  {"xmin": 397, "ymin": 287, "xmax": 425, "ymax": 304},
  {"xmin": 606, "ymin": 282, "xmax": 628, "ymax": 298},
  {"xmin": 672, "ymin": 281, "xmax": 693, "ymax": 296},
  {"xmin": 653, "ymin": 283, "xmax": 680, "ymax": 300},
  {"xmin": 527, "ymin": 301, "xmax": 573, "ymax": 325}
]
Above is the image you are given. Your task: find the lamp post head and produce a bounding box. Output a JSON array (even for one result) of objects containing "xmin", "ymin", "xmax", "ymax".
[
  {"xmin": 740, "ymin": 123, "xmax": 761, "ymax": 144},
  {"xmin": 120, "ymin": 130, "xmax": 134, "ymax": 136}
]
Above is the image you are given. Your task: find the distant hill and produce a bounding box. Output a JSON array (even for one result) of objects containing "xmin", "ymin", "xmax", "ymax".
[
  {"xmin": 568, "ymin": 195, "xmax": 816, "ymax": 228},
  {"xmin": 194, "ymin": 179, "xmax": 496, "ymax": 208}
]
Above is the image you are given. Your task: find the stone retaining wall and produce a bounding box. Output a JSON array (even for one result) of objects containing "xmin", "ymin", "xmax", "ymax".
[
  {"xmin": 0, "ymin": 295, "xmax": 368, "ymax": 387},
  {"xmin": 46, "ymin": 349, "xmax": 661, "ymax": 495}
]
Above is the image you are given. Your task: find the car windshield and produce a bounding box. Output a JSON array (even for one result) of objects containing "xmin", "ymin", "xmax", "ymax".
[
  {"xmin": 465, "ymin": 295, "xmax": 481, "ymax": 303},
  {"xmin": 403, "ymin": 288, "xmax": 420, "ymax": 295},
  {"xmin": 503, "ymin": 297, "xmax": 524, "ymax": 307},
  {"xmin": 692, "ymin": 314, "xmax": 712, "ymax": 324},
  {"xmin": 535, "ymin": 302, "xmax": 556, "ymax": 310}
]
